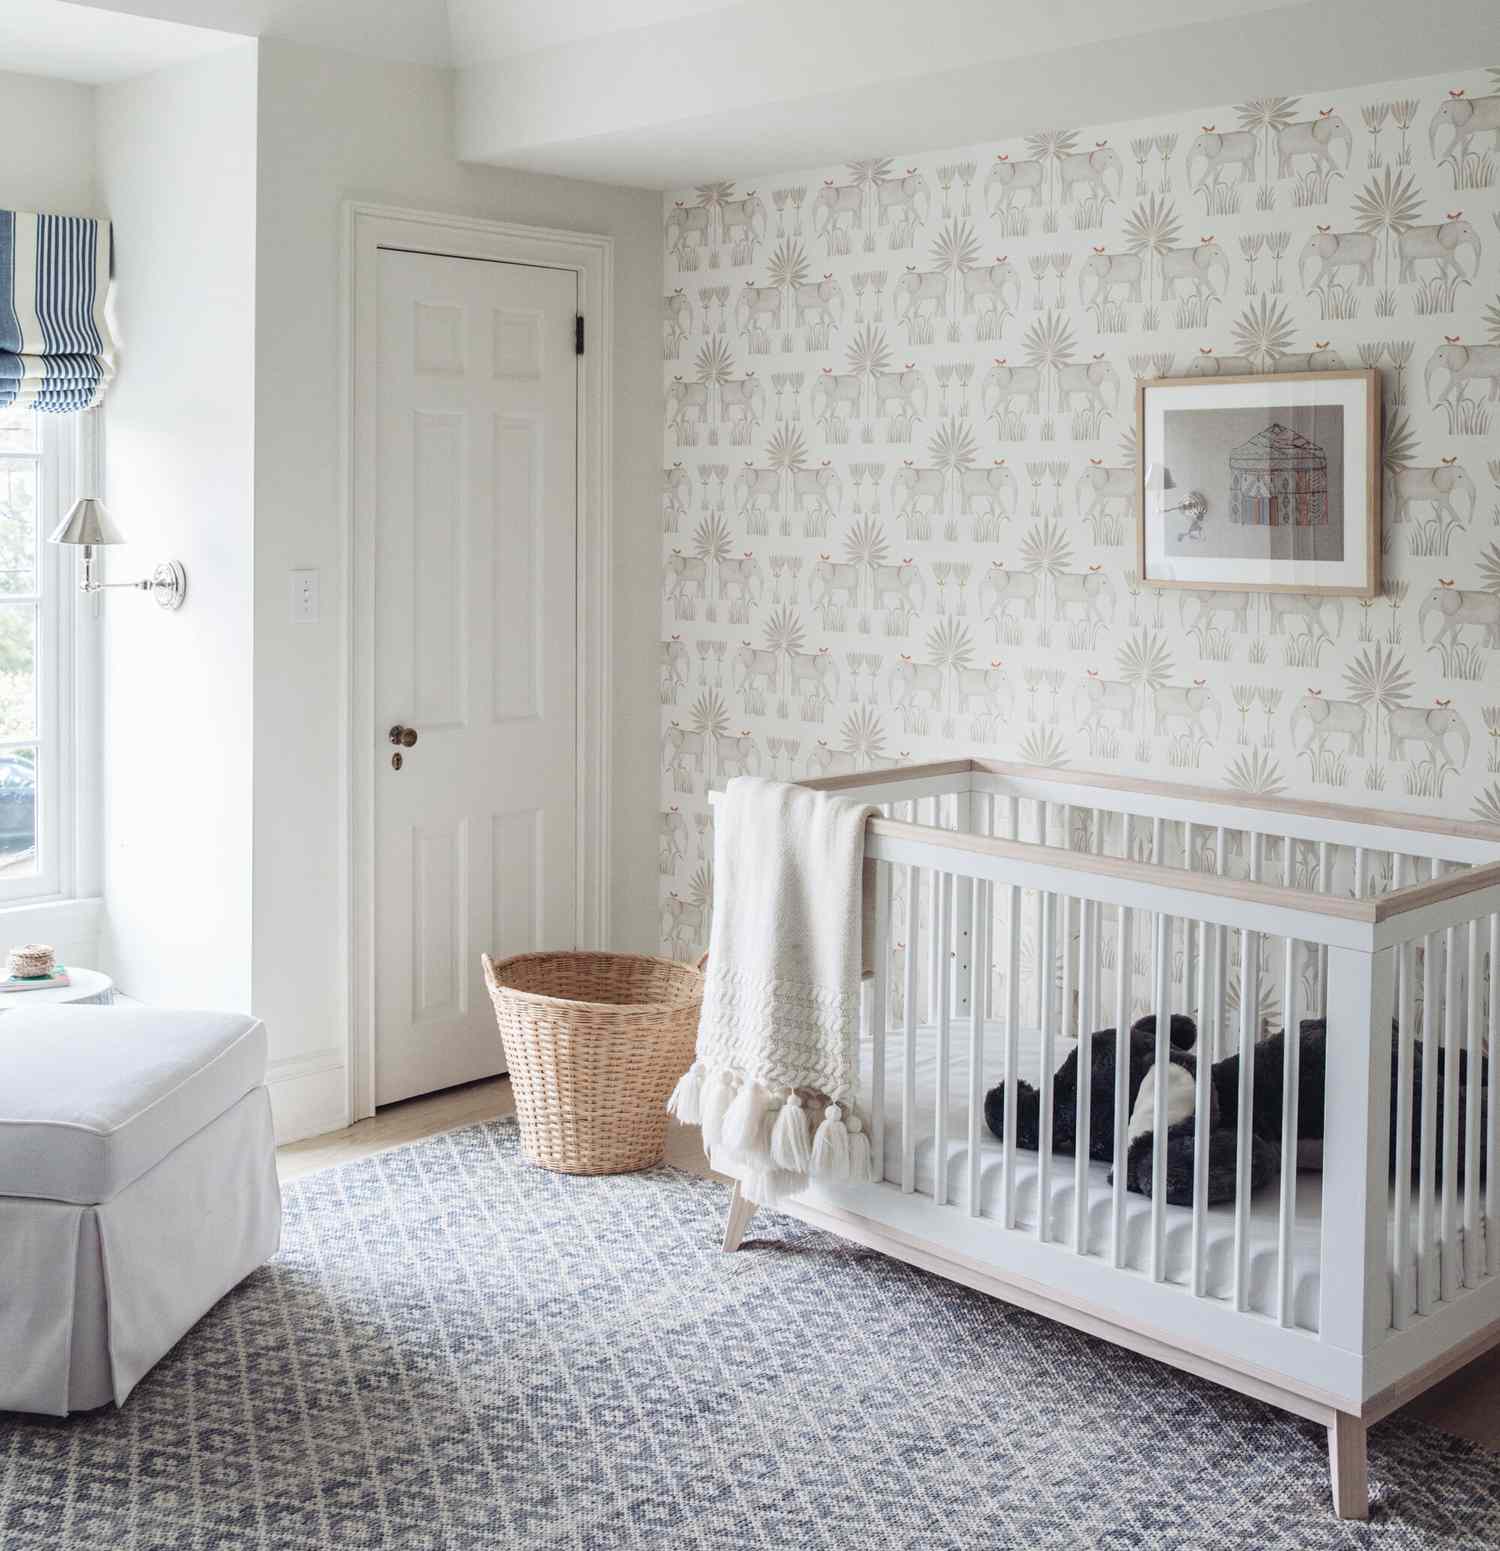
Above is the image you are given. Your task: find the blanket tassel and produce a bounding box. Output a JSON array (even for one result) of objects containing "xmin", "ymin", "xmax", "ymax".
[
  {"xmin": 810, "ymin": 1102, "xmax": 851, "ymax": 1181},
  {"xmin": 846, "ymin": 1113, "xmax": 874, "ymax": 1184},
  {"xmin": 666, "ymin": 1061, "xmax": 705, "ymax": 1125},
  {"xmin": 700, "ymin": 1069, "xmax": 738, "ymax": 1151},
  {"xmin": 720, "ymin": 1079, "xmax": 772, "ymax": 1159},
  {"xmin": 770, "ymin": 1091, "xmax": 812, "ymax": 1173}
]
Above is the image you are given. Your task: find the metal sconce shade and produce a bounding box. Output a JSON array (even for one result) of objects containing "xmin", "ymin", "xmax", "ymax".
[{"xmin": 50, "ymin": 498, "xmax": 127, "ymax": 547}]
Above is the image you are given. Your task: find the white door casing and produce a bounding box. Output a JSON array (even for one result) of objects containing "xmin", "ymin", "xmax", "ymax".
[{"xmin": 345, "ymin": 205, "xmax": 612, "ymax": 1124}]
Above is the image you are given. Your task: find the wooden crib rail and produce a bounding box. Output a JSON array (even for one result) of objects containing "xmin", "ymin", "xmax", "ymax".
[
  {"xmin": 801, "ymin": 757, "xmax": 1500, "ymax": 862},
  {"xmin": 969, "ymin": 760, "xmax": 1500, "ymax": 863},
  {"xmin": 792, "ymin": 757, "xmax": 1500, "ymax": 942},
  {"xmin": 712, "ymin": 785, "xmax": 1375, "ymax": 945}
]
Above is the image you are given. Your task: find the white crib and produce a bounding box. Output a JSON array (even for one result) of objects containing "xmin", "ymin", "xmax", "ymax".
[{"xmin": 712, "ymin": 759, "xmax": 1500, "ymax": 1520}]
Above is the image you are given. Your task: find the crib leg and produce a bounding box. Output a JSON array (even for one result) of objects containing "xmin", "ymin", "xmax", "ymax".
[
  {"xmin": 722, "ymin": 1181, "xmax": 757, "ymax": 1253},
  {"xmin": 1328, "ymin": 1413, "xmax": 1369, "ymax": 1521}
]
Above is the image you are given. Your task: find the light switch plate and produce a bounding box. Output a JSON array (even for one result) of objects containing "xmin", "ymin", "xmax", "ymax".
[{"xmin": 290, "ymin": 569, "xmax": 319, "ymax": 623}]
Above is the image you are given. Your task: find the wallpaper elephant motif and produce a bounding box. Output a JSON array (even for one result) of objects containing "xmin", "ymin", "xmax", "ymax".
[{"xmin": 659, "ymin": 63, "xmax": 1500, "ymax": 962}]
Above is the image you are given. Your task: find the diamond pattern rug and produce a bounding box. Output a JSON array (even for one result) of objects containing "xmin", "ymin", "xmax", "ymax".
[{"xmin": 4, "ymin": 1118, "xmax": 1500, "ymax": 1549}]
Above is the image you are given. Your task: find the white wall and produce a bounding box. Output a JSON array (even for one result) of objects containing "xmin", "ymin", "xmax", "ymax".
[
  {"xmin": 0, "ymin": 72, "xmax": 105, "ymax": 968},
  {"xmin": 94, "ymin": 44, "xmax": 258, "ymax": 1008},
  {"xmin": 250, "ymin": 41, "xmax": 663, "ymax": 1139},
  {"xmin": 0, "ymin": 71, "xmax": 96, "ymax": 214}
]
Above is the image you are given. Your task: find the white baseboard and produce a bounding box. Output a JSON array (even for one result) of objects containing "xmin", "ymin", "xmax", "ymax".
[{"xmin": 267, "ymin": 1049, "xmax": 348, "ymax": 1144}]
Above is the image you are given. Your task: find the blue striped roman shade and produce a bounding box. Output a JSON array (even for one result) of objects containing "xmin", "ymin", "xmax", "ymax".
[{"xmin": 0, "ymin": 210, "xmax": 115, "ymax": 413}]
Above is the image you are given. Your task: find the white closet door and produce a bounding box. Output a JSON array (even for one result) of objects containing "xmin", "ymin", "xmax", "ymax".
[{"xmin": 373, "ymin": 246, "xmax": 578, "ymax": 1106}]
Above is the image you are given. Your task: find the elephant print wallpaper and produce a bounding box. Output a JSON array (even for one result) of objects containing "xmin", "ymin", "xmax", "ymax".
[{"xmin": 658, "ymin": 62, "xmax": 1500, "ymax": 959}]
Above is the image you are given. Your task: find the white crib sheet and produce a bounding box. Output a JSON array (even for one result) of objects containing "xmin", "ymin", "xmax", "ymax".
[{"xmin": 857, "ymin": 1022, "xmax": 1487, "ymax": 1334}]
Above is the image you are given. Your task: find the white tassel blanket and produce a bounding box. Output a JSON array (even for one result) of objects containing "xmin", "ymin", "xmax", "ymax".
[{"xmin": 668, "ymin": 776, "xmax": 878, "ymax": 1206}]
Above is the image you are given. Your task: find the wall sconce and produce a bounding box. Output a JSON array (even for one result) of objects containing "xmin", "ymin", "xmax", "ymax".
[{"xmin": 48, "ymin": 499, "xmax": 187, "ymax": 611}]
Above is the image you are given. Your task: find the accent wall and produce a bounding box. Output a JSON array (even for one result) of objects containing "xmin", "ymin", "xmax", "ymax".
[{"xmin": 658, "ymin": 61, "xmax": 1500, "ymax": 957}]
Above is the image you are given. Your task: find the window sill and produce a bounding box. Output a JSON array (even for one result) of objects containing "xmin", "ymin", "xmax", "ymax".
[{"xmin": 0, "ymin": 896, "xmax": 104, "ymax": 967}]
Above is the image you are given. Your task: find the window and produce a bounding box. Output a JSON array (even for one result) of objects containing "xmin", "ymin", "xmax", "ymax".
[{"xmin": 0, "ymin": 404, "xmax": 87, "ymax": 903}]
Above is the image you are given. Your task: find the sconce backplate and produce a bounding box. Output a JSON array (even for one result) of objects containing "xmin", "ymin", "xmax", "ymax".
[{"xmin": 152, "ymin": 562, "xmax": 187, "ymax": 611}]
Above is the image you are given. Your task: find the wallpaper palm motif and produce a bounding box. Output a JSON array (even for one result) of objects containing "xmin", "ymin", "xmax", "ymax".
[{"xmin": 659, "ymin": 63, "xmax": 1500, "ymax": 959}]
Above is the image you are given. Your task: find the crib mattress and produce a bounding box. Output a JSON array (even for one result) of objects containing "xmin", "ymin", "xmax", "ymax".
[{"xmin": 856, "ymin": 1022, "xmax": 1483, "ymax": 1334}]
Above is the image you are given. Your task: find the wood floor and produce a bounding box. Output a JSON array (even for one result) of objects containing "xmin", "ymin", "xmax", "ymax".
[{"xmin": 277, "ymin": 1077, "xmax": 1500, "ymax": 1456}]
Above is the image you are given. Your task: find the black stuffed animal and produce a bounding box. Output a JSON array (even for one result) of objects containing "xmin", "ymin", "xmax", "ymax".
[
  {"xmin": 982, "ymin": 1014, "xmax": 1243, "ymax": 1205},
  {"xmin": 987, "ymin": 1016, "xmax": 1489, "ymax": 1208}
]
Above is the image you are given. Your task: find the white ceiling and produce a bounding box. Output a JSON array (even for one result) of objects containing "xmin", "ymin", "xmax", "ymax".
[
  {"xmin": 2, "ymin": 0, "xmax": 239, "ymax": 83},
  {"xmin": 57, "ymin": 0, "xmax": 452, "ymax": 66},
  {"xmin": 54, "ymin": 0, "xmax": 747, "ymax": 68},
  {"xmin": 447, "ymin": 0, "xmax": 743, "ymax": 62},
  {"xmin": 17, "ymin": 0, "xmax": 1500, "ymax": 188}
]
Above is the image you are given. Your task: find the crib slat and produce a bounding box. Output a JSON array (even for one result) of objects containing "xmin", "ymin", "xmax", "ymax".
[
  {"xmin": 1354, "ymin": 846, "xmax": 1368, "ymax": 900},
  {"xmin": 978, "ymin": 794, "xmax": 995, "ymax": 1022},
  {"xmin": 1233, "ymin": 926, "xmax": 1259, "ymax": 1313},
  {"xmin": 1037, "ymin": 888, "xmax": 1056, "ymax": 1244},
  {"xmin": 1060, "ymin": 881, "xmax": 1076, "ymax": 1086},
  {"xmin": 1150, "ymin": 912, "xmax": 1172, "ymax": 1282},
  {"xmin": 968, "ymin": 870, "xmax": 989, "ymax": 1218},
  {"xmin": 925, "ymin": 800, "xmax": 941, "ymax": 1025},
  {"xmin": 1034, "ymin": 800, "xmax": 1048, "ymax": 1033},
  {"xmin": 1073, "ymin": 885, "xmax": 1093, "ymax": 1253},
  {"xmin": 1002, "ymin": 881, "xmax": 1021, "ymax": 1231},
  {"xmin": 1317, "ymin": 841, "xmax": 1331, "ymax": 1019},
  {"xmin": 1489, "ymin": 913, "xmax": 1499, "ymax": 1280},
  {"xmin": 1191, "ymin": 914, "xmax": 1214, "ymax": 1297},
  {"xmin": 1392, "ymin": 855, "xmax": 1415, "ymax": 1330},
  {"xmin": 1418, "ymin": 926, "xmax": 1439, "ymax": 1314},
  {"xmin": 1112, "ymin": 905, "xmax": 1133, "ymax": 1269},
  {"xmin": 1211, "ymin": 826, "xmax": 1226, "ymax": 1066},
  {"xmin": 1465, "ymin": 917, "xmax": 1482, "ymax": 1290},
  {"xmin": 901, "ymin": 864, "xmax": 919, "ymax": 1196},
  {"xmin": 1085, "ymin": 811, "xmax": 1104, "ymax": 1038},
  {"xmin": 1184, "ymin": 825, "xmax": 1197, "ymax": 1013},
  {"xmin": 934, "ymin": 873, "xmax": 952, "ymax": 1208},
  {"xmin": 1442, "ymin": 920, "xmax": 1462, "ymax": 1303},
  {"xmin": 871, "ymin": 862, "xmax": 892, "ymax": 1186},
  {"xmin": 1277, "ymin": 929, "xmax": 1301, "ymax": 1328}
]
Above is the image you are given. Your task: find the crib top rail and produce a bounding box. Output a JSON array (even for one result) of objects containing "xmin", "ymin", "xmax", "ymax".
[
  {"xmin": 804, "ymin": 758, "xmax": 1500, "ymax": 862},
  {"xmin": 720, "ymin": 758, "xmax": 1500, "ymax": 947}
]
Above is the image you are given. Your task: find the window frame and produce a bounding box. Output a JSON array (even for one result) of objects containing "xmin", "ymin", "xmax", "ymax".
[{"xmin": 0, "ymin": 409, "xmax": 96, "ymax": 906}]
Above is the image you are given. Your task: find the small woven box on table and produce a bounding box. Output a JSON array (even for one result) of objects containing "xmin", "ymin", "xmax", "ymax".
[{"xmin": 481, "ymin": 950, "xmax": 703, "ymax": 1175}]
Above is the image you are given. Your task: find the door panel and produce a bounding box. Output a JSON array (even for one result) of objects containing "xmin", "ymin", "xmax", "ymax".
[
  {"xmin": 374, "ymin": 248, "xmax": 578, "ymax": 1106},
  {"xmin": 493, "ymin": 415, "xmax": 541, "ymax": 723}
]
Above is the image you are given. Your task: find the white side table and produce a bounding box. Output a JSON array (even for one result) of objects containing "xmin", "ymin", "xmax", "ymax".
[{"xmin": 0, "ymin": 966, "xmax": 114, "ymax": 1008}]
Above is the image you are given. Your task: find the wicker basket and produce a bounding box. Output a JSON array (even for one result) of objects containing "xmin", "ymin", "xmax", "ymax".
[{"xmin": 481, "ymin": 950, "xmax": 703, "ymax": 1175}]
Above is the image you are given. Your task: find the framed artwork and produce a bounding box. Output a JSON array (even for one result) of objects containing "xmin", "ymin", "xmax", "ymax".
[{"xmin": 1135, "ymin": 368, "xmax": 1381, "ymax": 597}]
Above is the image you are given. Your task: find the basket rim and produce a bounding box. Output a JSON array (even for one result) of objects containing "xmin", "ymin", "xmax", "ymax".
[{"xmin": 481, "ymin": 949, "xmax": 703, "ymax": 1015}]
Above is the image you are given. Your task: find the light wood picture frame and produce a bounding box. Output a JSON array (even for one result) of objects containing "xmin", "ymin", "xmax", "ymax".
[{"xmin": 1135, "ymin": 368, "xmax": 1381, "ymax": 597}]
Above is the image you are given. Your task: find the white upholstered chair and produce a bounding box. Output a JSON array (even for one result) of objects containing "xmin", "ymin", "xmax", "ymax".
[{"xmin": 0, "ymin": 1005, "xmax": 281, "ymax": 1415}]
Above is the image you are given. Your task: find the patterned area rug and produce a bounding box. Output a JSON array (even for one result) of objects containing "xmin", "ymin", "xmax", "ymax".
[{"xmin": 5, "ymin": 1120, "xmax": 1500, "ymax": 1549}]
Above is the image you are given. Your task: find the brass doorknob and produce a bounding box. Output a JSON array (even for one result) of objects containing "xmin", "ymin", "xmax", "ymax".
[{"xmin": 388, "ymin": 724, "xmax": 418, "ymax": 748}]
